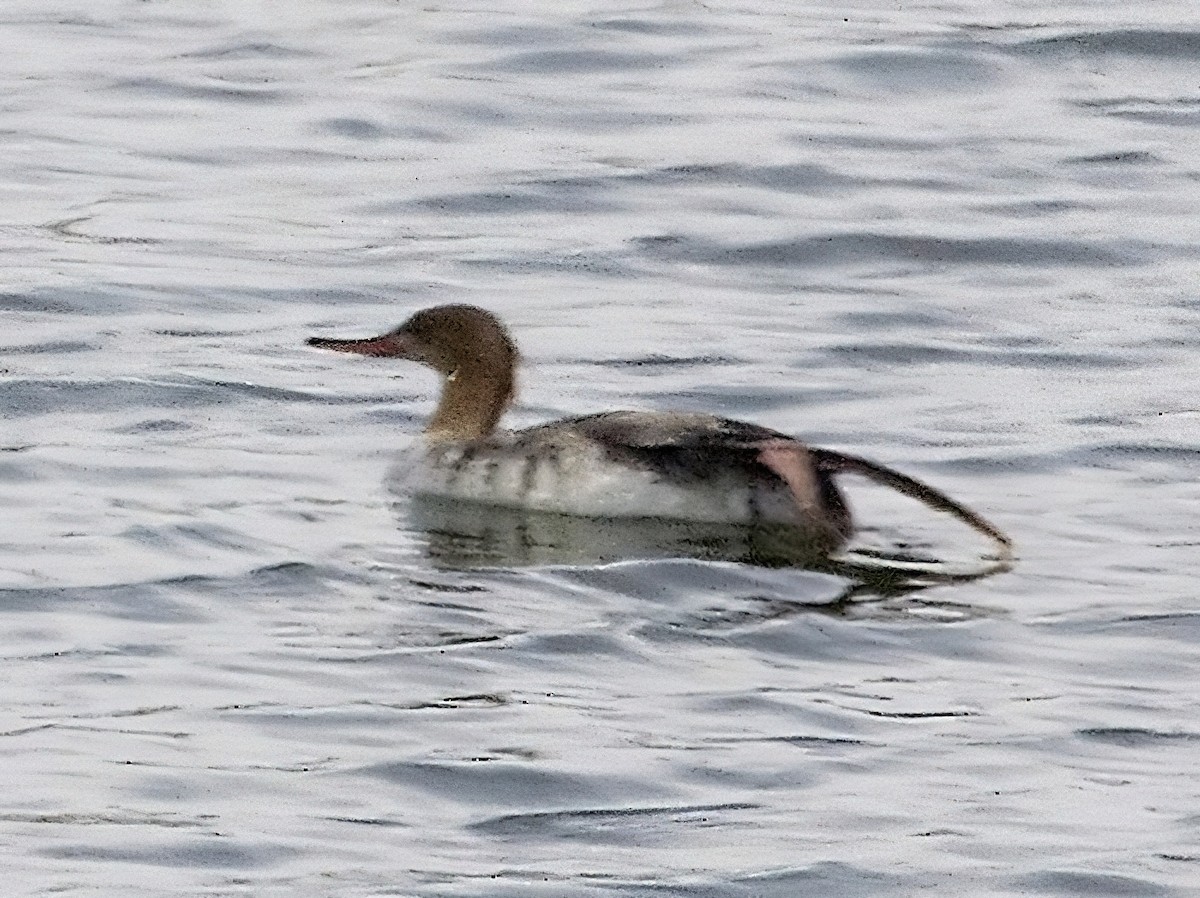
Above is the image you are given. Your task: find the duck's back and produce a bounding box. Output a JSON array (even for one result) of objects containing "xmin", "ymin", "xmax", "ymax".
[{"xmin": 404, "ymin": 410, "xmax": 851, "ymax": 546}]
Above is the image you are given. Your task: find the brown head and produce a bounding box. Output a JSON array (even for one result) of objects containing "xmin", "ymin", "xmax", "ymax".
[{"xmin": 308, "ymin": 304, "xmax": 518, "ymax": 441}]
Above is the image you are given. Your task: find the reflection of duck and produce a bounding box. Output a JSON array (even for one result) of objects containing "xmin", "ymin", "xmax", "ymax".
[
  {"xmin": 309, "ymin": 304, "xmax": 1011, "ymax": 561},
  {"xmin": 405, "ymin": 493, "xmax": 834, "ymax": 569}
]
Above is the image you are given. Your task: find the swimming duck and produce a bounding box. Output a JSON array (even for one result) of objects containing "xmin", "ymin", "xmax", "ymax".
[{"xmin": 308, "ymin": 304, "xmax": 1011, "ymax": 558}]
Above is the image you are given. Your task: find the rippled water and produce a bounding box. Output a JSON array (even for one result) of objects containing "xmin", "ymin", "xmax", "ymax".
[{"xmin": 3, "ymin": 2, "xmax": 1199, "ymax": 894}]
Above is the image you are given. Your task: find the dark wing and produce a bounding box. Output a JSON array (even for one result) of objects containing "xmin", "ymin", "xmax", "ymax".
[{"xmin": 513, "ymin": 410, "xmax": 790, "ymax": 482}]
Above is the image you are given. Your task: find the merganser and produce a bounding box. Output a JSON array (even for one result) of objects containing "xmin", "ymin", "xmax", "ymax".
[{"xmin": 308, "ymin": 304, "xmax": 1011, "ymax": 561}]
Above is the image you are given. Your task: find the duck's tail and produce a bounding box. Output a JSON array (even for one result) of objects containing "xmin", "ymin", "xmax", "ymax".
[{"xmin": 809, "ymin": 447, "xmax": 1013, "ymax": 565}]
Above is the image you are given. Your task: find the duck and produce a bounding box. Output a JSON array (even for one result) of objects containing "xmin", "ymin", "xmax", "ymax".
[{"xmin": 307, "ymin": 304, "xmax": 1011, "ymax": 560}]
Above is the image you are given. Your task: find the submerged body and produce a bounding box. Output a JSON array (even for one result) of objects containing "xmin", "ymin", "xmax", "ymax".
[
  {"xmin": 402, "ymin": 410, "xmax": 852, "ymax": 549},
  {"xmin": 308, "ymin": 304, "xmax": 1010, "ymax": 560}
]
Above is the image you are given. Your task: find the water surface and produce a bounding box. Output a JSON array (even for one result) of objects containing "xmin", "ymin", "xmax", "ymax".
[{"xmin": 2, "ymin": 1, "xmax": 1199, "ymax": 894}]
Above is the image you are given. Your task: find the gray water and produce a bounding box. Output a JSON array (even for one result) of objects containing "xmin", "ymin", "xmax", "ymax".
[{"xmin": 3, "ymin": 2, "xmax": 1200, "ymax": 895}]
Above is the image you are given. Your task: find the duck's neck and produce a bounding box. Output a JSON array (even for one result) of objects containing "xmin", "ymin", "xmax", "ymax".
[{"xmin": 426, "ymin": 365, "xmax": 513, "ymax": 442}]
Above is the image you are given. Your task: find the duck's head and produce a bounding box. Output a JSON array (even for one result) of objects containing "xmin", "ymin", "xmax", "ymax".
[
  {"xmin": 307, "ymin": 304, "xmax": 514, "ymax": 373},
  {"xmin": 308, "ymin": 304, "xmax": 518, "ymax": 441}
]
